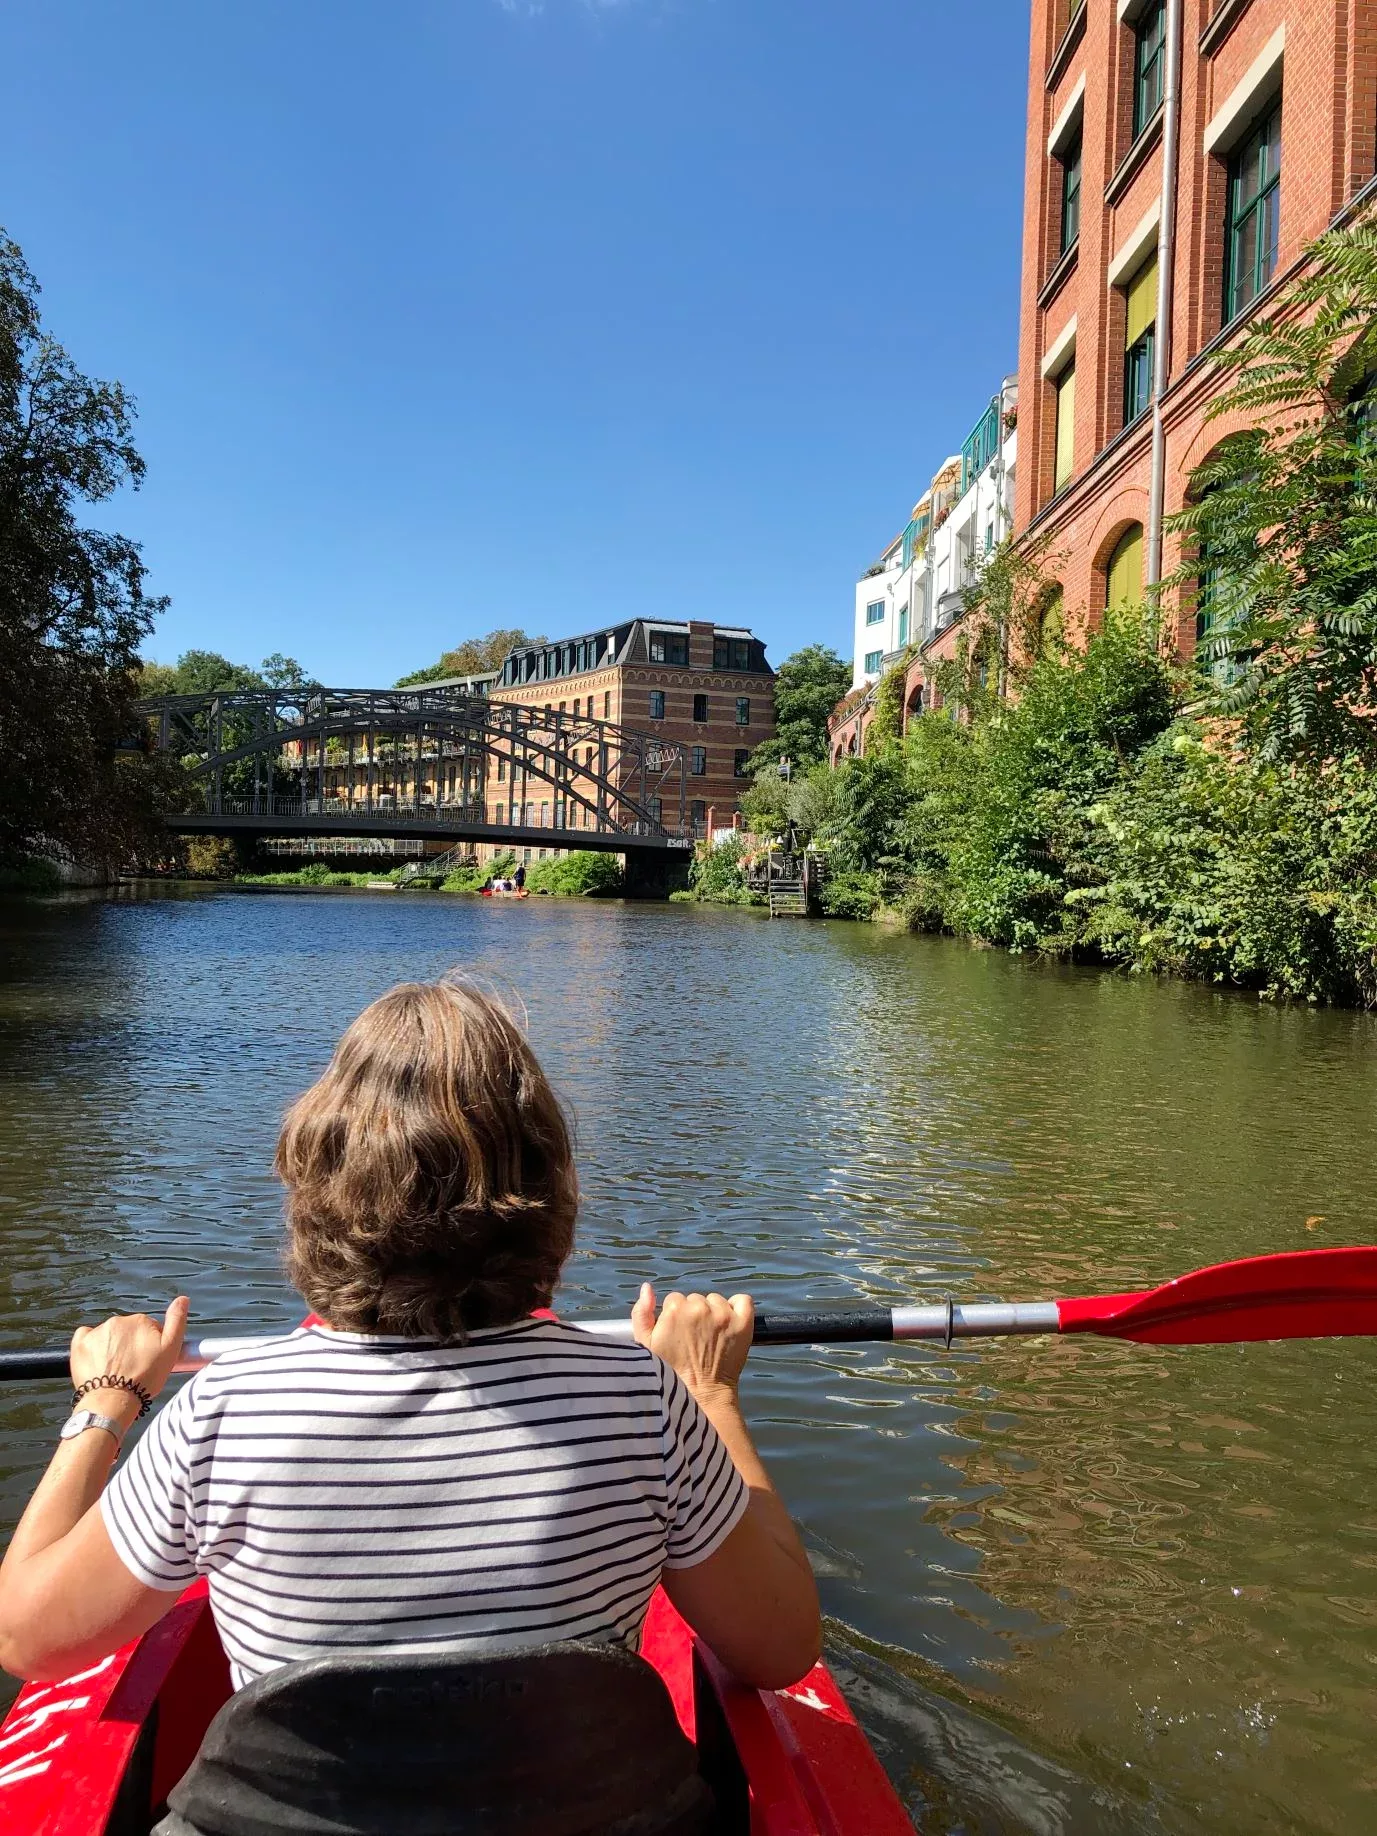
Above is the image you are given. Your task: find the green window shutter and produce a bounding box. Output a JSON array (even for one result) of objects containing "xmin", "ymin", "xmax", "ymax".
[
  {"xmin": 1125, "ymin": 255, "xmax": 1158, "ymax": 348},
  {"xmin": 1054, "ymin": 366, "xmax": 1076, "ymax": 493},
  {"xmin": 1106, "ymin": 525, "xmax": 1144, "ymax": 611}
]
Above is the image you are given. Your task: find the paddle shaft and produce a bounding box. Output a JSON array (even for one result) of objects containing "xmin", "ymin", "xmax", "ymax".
[
  {"xmin": 0, "ymin": 1303, "xmax": 1062, "ymax": 1381},
  {"xmin": 7, "ymin": 1249, "xmax": 1376, "ymax": 1378}
]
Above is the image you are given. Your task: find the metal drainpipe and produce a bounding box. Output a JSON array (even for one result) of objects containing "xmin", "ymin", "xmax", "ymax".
[{"xmin": 1146, "ymin": 0, "xmax": 1184, "ymax": 598}]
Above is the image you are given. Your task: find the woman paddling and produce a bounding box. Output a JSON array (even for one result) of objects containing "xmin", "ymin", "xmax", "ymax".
[{"xmin": 0, "ymin": 979, "xmax": 820, "ymax": 1692}]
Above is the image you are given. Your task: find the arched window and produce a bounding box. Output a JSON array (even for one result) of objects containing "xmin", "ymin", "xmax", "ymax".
[
  {"xmin": 1105, "ymin": 525, "xmax": 1144, "ymax": 613},
  {"xmin": 1037, "ymin": 587, "xmax": 1064, "ymax": 658}
]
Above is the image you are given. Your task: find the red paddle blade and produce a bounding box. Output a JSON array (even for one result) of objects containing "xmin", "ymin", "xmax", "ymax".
[{"xmin": 1056, "ymin": 1246, "xmax": 1377, "ymax": 1345}]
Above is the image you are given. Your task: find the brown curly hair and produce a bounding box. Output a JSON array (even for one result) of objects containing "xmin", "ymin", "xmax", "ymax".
[{"xmin": 274, "ymin": 979, "xmax": 578, "ymax": 1340}]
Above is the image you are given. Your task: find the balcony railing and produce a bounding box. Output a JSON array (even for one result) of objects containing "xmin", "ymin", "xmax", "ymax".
[
  {"xmin": 960, "ymin": 399, "xmax": 1002, "ymax": 494},
  {"xmin": 901, "ymin": 512, "xmax": 931, "ymax": 570}
]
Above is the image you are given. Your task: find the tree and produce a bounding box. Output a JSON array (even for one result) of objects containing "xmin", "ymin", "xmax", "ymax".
[
  {"xmin": 150, "ymin": 649, "xmax": 267, "ymax": 696},
  {"xmin": 1170, "ymin": 207, "xmax": 1377, "ymax": 761},
  {"xmin": 747, "ymin": 644, "xmax": 851, "ymax": 773},
  {"xmin": 396, "ymin": 628, "xmax": 545, "ymax": 687},
  {"xmin": 0, "ymin": 229, "xmax": 173, "ymax": 869},
  {"xmin": 260, "ymin": 652, "xmax": 314, "ymax": 692}
]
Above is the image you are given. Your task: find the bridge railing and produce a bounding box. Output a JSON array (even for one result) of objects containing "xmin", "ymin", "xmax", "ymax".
[
  {"xmin": 216, "ymin": 795, "xmax": 702, "ymax": 843},
  {"xmin": 221, "ymin": 797, "xmax": 489, "ymax": 824}
]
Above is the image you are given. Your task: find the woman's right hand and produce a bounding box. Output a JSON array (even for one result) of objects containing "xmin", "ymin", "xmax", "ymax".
[
  {"xmin": 630, "ymin": 1284, "xmax": 753, "ymax": 1403},
  {"xmin": 69, "ymin": 1297, "xmax": 190, "ymax": 1411}
]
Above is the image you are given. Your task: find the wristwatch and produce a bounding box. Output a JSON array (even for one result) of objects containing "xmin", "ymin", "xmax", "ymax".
[{"xmin": 60, "ymin": 1410, "xmax": 125, "ymax": 1449}]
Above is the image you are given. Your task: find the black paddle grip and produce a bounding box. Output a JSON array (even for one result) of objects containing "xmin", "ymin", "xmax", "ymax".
[
  {"xmin": 749, "ymin": 1309, "xmax": 894, "ymax": 1346},
  {"xmin": 0, "ymin": 1349, "xmax": 72, "ymax": 1380}
]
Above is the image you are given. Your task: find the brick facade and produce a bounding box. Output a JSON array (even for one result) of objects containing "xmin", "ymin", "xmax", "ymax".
[
  {"xmin": 490, "ymin": 621, "xmax": 774, "ymax": 845},
  {"xmin": 1015, "ymin": 0, "xmax": 1377, "ymax": 654}
]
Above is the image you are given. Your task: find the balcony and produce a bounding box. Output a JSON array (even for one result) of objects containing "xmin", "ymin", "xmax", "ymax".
[{"xmin": 960, "ymin": 401, "xmax": 1002, "ymax": 495}]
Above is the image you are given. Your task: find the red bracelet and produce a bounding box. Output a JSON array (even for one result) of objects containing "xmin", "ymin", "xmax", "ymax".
[{"xmin": 72, "ymin": 1375, "xmax": 153, "ymax": 1418}]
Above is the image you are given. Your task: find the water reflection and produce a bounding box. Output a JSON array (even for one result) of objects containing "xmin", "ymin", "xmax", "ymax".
[{"xmin": 2, "ymin": 889, "xmax": 1375, "ymax": 1832}]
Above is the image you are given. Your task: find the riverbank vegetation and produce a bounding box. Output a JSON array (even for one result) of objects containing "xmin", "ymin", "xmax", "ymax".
[
  {"xmin": 700, "ymin": 215, "xmax": 1377, "ymax": 1005},
  {"xmin": 232, "ymin": 849, "xmax": 625, "ymax": 898}
]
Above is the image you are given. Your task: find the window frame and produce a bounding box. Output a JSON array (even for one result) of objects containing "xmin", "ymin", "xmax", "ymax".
[
  {"xmin": 692, "ymin": 692, "xmax": 708, "ymax": 723},
  {"xmin": 648, "ymin": 690, "xmax": 665, "ymax": 721},
  {"xmin": 864, "ymin": 600, "xmax": 885, "ymax": 626},
  {"xmin": 648, "ymin": 630, "xmax": 689, "ymax": 666},
  {"xmin": 1053, "ymin": 363, "xmax": 1076, "ymax": 496},
  {"xmin": 1132, "ymin": 0, "xmax": 1166, "ymax": 139},
  {"xmin": 863, "ymin": 649, "xmax": 883, "ymax": 674},
  {"xmin": 733, "ymin": 748, "xmax": 751, "ymax": 779},
  {"xmin": 1223, "ymin": 102, "xmax": 1282, "ymax": 326},
  {"xmin": 690, "ymin": 746, "xmax": 707, "ymax": 776},
  {"xmin": 1059, "ymin": 130, "xmax": 1082, "ymax": 256},
  {"xmin": 735, "ymin": 697, "xmax": 750, "ymax": 726}
]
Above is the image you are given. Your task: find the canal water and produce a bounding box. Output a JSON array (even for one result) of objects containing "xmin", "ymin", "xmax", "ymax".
[{"xmin": 2, "ymin": 887, "xmax": 1375, "ymax": 1833}]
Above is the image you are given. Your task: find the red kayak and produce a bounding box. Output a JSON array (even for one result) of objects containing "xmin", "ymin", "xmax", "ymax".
[{"xmin": 0, "ymin": 1582, "xmax": 913, "ymax": 1833}]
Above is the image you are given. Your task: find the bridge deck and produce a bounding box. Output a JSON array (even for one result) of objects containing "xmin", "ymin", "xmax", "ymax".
[{"xmin": 171, "ymin": 810, "xmax": 695, "ymax": 856}]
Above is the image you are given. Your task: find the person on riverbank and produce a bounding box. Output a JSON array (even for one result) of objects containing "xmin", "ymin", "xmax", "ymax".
[
  {"xmin": 0, "ymin": 978, "xmax": 820, "ymax": 1693},
  {"xmin": 514, "ymin": 862, "xmax": 526, "ymax": 890}
]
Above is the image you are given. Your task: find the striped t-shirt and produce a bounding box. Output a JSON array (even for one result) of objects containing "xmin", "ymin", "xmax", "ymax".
[{"xmin": 101, "ymin": 1319, "xmax": 749, "ymax": 1689}]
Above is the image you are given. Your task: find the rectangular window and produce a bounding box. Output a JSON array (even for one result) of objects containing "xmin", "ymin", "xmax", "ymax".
[
  {"xmin": 865, "ymin": 600, "xmax": 885, "ymax": 625},
  {"xmin": 693, "ymin": 693, "xmax": 708, "ymax": 722},
  {"xmin": 864, "ymin": 649, "xmax": 883, "ymax": 674},
  {"xmin": 1123, "ymin": 253, "xmax": 1157, "ymax": 425},
  {"xmin": 736, "ymin": 696, "xmax": 750, "ymax": 726},
  {"xmin": 1054, "ymin": 364, "xmax": 1076, "ymax": 494},
  {"xmin": 691, "ymin": 746, "xmax": 707, "ymax": 775},
  {"xmin": 649, "ymin": 631, "xmax": 689, "ymax": 665},
  {"xmin": 497, "ymin": 755, "xmax": 506, "ymax": 782},
  {"xmin": 734, "ymin": 748, "xmax": 750, "ymax": 778},
  {"xmin": 1133, "ymin": 0, "xmax": 1166, "ymax": 138},
  {"xmin": 649, "ymin": 690, "xmax": 665, "ymax": 720},
  {"xmin": 713, "ymin": 637, "xmax": 728, "ymax": 668},
  {"xmin": 603, "ymin": 692, "xmax": 611, "ymax": 719},
  {"xmin": 1059, "ymin": 130, "xmax": 1082, "ymax": 254},
  {"xmin": 691, "ymin": 799, "xmax": 706, "ymax": 824},
  {"xmin": 898, "ymin": 607, "xmax": 908, "ymax": 646},
  {"xmin": 1225, "ymin": 104, "xmax": 1281, "ymax": 324}
]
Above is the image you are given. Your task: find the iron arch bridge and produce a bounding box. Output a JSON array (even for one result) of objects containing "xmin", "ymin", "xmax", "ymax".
[{"xmin": 139, "ymin": 685, "xmax": 694, "ymax": 856}]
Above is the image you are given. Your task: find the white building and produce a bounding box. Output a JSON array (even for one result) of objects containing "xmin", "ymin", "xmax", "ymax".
[{"xmin": 847, "ymin": 376, "xmax": 1019, "ymax": 693}]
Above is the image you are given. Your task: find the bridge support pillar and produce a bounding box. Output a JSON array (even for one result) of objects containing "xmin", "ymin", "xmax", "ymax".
[{"xmin": 622, "ymin": 852, "xmax": 691, "ymax": 901}]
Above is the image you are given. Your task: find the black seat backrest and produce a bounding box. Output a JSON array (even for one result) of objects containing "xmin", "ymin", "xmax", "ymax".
[{"xmin": 152, "ymin": 1641, "xmax": 715, "ymax": 1836}]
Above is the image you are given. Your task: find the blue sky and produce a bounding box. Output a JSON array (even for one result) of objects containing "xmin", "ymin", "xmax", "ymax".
[{"xmin": 2, "ymin": 0, "xmax": 1029, "ymax": 684}]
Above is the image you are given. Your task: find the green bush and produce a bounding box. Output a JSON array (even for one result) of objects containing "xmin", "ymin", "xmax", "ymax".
[
  {"xmin": 815, "ymin": 606, "xmax": 1377, "ymax": 1002},
  {"xmin": 522, "ymin": 851, "xmax": 623, "ymax": 897},
  {"xmin": 818, "ymin": 870, "xmax": 879, "ymax": 921},
  {"xmin": 687, "ymin": 836, "xmax": 764, "ymax": 906},
  {"xmin": 1075, "ymin": 738, "xmax": 1377, "ymax": 1004}
]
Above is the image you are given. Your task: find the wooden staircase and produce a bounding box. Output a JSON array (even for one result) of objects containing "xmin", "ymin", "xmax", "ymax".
[{"xmin": 767, "ymin": 850, "xmax": 816, "ymax": 918}]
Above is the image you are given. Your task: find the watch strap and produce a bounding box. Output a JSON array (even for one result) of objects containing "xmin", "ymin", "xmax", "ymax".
[{"xmin": 61, "ymin": 1409, "xmax": 125, "ymax": 1448}]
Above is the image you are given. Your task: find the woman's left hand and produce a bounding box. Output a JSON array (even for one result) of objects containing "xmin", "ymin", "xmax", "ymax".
[{"xmin": 69, "ymin": 1297, "xmax": 190, "ymax": 1403}]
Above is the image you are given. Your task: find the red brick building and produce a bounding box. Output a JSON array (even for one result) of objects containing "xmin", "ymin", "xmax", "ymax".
[
  {"xmin": 1015, "ymin": 0, "xmax": 1377, "ymax": 654},
  {"xmin": 490, "ymin": 621, "xmax": 774, "ymax": 843}
]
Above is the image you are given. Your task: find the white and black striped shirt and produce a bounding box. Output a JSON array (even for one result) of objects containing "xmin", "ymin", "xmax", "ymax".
[{"xmin": 101, "ymin": 1320, "xmax": 748, "ymax": 1689}]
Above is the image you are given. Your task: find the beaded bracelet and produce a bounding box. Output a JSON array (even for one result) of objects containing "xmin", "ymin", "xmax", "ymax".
[{"xmin": 72, "ymin": 1374, "xmax": 153, "ymax": 1418}]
